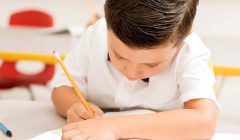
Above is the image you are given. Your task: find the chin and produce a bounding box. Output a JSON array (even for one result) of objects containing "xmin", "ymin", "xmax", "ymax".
[
  {"xmin": 125, "ymin": 76, "xmax": 148, "ymax": 81},
  {"xmin": 126, "ymin": 77, "xmax": 140, "ymax": 81}
]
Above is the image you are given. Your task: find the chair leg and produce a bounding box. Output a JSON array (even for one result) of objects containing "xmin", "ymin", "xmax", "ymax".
[{"xmin": 26, "ymin": 85, "xmax": 35, "ymax": 101}]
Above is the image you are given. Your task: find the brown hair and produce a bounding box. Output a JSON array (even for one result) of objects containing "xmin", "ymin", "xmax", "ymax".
[{"xmin": 105, "ymin": 0, "xmax": 199, "ymax": 49}]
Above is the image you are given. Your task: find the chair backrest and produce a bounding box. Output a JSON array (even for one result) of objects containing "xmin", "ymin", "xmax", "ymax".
[
  {"xmin": 9, "ymin": 9, "xmax": 53, "ymax": 27},
  {"xmin": 0, "ymin": 62, "xmax": 54, "ymax": 87},
  {"xmin": 0, "ymin": 9, "xmax": 55, "ymax": 89}
]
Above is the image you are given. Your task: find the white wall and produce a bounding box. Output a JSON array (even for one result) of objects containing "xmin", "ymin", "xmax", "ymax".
[
  {"xmin": 194, "ymin": 0, "xmax": 240, "ymax": 66},
  {"xmin": 195, "ymin": 0, "xmax": 240, "ymax": 39}
]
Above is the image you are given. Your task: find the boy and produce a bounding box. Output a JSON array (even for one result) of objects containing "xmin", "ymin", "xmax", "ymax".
[{"xmin": 51, "ymin": 0, "xmax": 219, "ymax": 139}]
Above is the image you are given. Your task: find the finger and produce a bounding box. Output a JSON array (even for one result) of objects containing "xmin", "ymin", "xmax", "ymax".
[
  {"xmin": 71, "ymin": 134, "xmax": 88, "ymax": 140},
  {"xmin": 67, "ymin": 109, "xmax": 84, "ymax": 123},
  {"xmin": 62, "ymin": 122, "xmax": 79, "ymax": 132},
  {"xmin": 62, "ymin": 128, "xmax": 82, "ymax": 140},
  {"xmin": 89, "ymin": 103, "xmax": 104, "ymax": 118},
  {"xmin": 86, "ymin": 136, "xmax": 97, "ymax": 140},
  {"xmin": 75, "ymin": 105, "xmax": 94, "ymax": 120}
]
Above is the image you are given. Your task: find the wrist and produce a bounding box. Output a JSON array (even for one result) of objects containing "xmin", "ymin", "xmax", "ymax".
[{"xmin": 107, "ymin": 116, "xmax": 123, "ymax": 139}]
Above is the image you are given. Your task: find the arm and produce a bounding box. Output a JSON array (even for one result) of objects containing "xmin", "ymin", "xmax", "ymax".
[
  {"xmin": 51, "ymin": 86, "xmax": 80, "ymax": 118},
  {"xmin": 51, "ymin": 86, "xmax": 104, "ymax": 122},
  {"xmin": 111, "ymin": 98, "xmax": 217, "ymax": 140}
]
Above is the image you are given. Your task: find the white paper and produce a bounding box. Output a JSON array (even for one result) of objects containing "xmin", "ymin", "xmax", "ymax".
[
  {"xmin": 212, "ymin": 133, "xmax": 240, "ymax": 140},
  {"xmin": 29, "ymin": 131, "xmax": 60, "ymax": 140}
]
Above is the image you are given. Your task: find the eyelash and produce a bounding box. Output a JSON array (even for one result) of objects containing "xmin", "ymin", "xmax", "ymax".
[
  {"xmin": 116, "ymin": 55, "xmax": 123, "ymax": 60},
  {"xmin": 115, "ymin": 54, "xmax": 159, "ymax": 68},
  {"xmin": 147, "ymin": 64, "xmax": 159, "ymax": 68}
]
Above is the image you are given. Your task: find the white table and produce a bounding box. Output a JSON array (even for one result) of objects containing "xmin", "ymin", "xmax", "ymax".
[{"xmin": 0, "ymin": 100, "xmax": 66, "ymax": 140}]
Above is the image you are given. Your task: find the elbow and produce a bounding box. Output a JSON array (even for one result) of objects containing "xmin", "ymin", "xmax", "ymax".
[
  {"xmin": 51, "ymin": 88, "xmax": 58, "ymax": 105},
  {"xmin": 197, "ymin": 113, "xmax": 217, "ymax": 139},
  {"xmin": 51, "ymin": 88, "xmax": 66, "ymax": 118}
]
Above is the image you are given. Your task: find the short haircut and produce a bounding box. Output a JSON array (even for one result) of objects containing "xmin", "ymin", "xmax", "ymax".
[{"xmin": 105, "ymin": 0, "xmax": 199, "ymax": 49}]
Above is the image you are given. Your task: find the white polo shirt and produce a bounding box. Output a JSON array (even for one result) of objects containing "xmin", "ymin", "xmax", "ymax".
[{"xmin": 50, "ymin": 18, "xmax": 218, "ymax": 111}]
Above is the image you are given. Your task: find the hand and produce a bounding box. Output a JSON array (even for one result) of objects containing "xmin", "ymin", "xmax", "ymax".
[
  {"xmin": 87, "ymin": 14, "xmax": 100, "ymax": 26},
  {"xmin": 62, "ymin": 118, "xmax": 117, "ymax": 140},
  {"xmin": 67, "ymin": 102, "xmax": 104, "ymax": 123}
]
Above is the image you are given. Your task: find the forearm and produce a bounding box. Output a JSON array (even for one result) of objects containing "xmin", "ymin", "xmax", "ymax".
[
  {"xmin": 110, "ymin": 109, "xmax": 216, "ymax": 140},
  {"xmin": 51, "ymin": 86, "xmax": 81, "ymax": 117}
]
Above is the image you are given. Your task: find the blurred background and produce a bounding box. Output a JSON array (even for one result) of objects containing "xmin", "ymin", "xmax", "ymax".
[{"xmin": 0, "ymin": 0, "xmax": 240, "ymax": 135}]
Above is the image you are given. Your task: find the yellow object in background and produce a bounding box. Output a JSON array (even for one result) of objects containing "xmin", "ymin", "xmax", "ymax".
[{"xmin": 213, "ymin": 66, "xmax": 240, "ymax": 76}]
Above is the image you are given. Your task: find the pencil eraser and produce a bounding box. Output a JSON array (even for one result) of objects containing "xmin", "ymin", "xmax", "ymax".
[{"xmin": 53, "ymin": 51, "xmax": 61, "ymax": 60}]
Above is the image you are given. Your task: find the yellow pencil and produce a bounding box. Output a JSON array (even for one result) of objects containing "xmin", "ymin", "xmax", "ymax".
[{"xmin": 53, "ymin": 51, "xmax": 93, "ymax": 115}]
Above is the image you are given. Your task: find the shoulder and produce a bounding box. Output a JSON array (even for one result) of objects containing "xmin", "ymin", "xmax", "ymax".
[
  {"xmin": 85, "ymin": 18, "xmax": 108, "ymax": 39},
  {"xmin": 181, "ymin": 32, "xmax": 210, "ymax": 60},
  {"xmin": 72, "ymin": 18, "xmax": 108, "ymax": 55},
  {"xmin": 174, "ymin": 32, "xmax": 211, "ymax": 72}
]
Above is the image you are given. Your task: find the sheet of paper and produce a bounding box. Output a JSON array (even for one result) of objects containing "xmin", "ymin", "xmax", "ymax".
[
  {"xmin": 29, "ymin": 131, "xmax": 60, "ymax": 140},
  {"xmin": 212, "ymin": 133, "xmax": 240, "ymax": 140}
]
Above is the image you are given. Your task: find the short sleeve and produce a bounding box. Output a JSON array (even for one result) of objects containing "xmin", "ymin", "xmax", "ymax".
[
  {"xmin": 49, "ymin": 25, "xmax": 95, "ymax": 97},
  {"xmin": 176, "ymin": 43, "xmax": 219, "ymax": 109},
  {"xmin": 178, "ymin": 58, "xmax": 216, "ymax": 104}
]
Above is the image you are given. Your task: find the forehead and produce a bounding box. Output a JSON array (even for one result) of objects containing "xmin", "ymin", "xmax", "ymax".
[{"xmin": 107, "ymin": 30, "xmax": 176, "ymax": 64}]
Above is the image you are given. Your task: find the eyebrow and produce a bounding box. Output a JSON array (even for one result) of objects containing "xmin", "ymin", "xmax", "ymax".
[{"xmin": 112, "ymin": 49, "xmax": 163, "ymax": 65}]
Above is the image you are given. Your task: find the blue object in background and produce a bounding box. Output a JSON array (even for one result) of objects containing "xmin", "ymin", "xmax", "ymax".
[{"xmin": 0, "ymin": 122, "xmax": 12, "ymax": 137}]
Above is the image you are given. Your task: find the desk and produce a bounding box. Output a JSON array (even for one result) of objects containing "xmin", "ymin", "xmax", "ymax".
[
  {"xmin": 1, "ymin": 99, "xmax": 238, "ymax": 140},
  {"xmin": 0, "ymin": 100, "xmax": 66, "ymax": 140},
  {"xmin": 0, "ymin": 27, "xmax": 73, "ymax": 64}
]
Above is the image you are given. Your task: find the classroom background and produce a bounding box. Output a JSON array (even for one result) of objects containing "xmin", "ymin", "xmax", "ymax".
[{"xmin": 0, "ymin": 0, "xmax": 240, "ymax": 139}]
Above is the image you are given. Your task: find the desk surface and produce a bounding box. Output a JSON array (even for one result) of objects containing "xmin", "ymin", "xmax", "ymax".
[{"xmin": 0, "ymin": 27, "xmax": 73, "ymax": 63}]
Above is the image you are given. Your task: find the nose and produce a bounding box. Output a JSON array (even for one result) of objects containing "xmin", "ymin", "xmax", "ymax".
[{"xmin": 124, "ymin": 64, "xmax": 142, "ymax": 80}]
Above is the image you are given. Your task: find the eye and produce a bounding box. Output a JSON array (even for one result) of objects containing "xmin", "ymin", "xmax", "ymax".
[
  {"xmin": 115, "ymin": 54, "xmax": 124, "ymax": 60},
  {"xmin": 147, "ymin": 63, "xmax": 159, "ymax": 68}
]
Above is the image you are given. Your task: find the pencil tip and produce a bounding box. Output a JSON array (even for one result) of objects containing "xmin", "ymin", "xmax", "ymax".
[{"xmin": 6, "ymin": 130, "xmax": 12, "ymax": 137}]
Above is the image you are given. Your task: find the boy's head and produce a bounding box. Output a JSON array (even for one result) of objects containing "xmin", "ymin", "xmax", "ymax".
[
  {"xmin": 104, "ymin": 0, "xmax": 199, "ymax": 80},
  {"xmin": 105, "ymin": 0, "xmax": 199, "ymax": 49}
]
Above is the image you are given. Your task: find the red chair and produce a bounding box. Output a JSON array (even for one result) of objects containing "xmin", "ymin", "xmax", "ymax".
[
  {"xmin": 0, "ymin": 9, "xmax": 55, "ymax": 99},
  {"xmin": 9, "ymin": 10, "xmax": 53, "ymax": 27}
]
